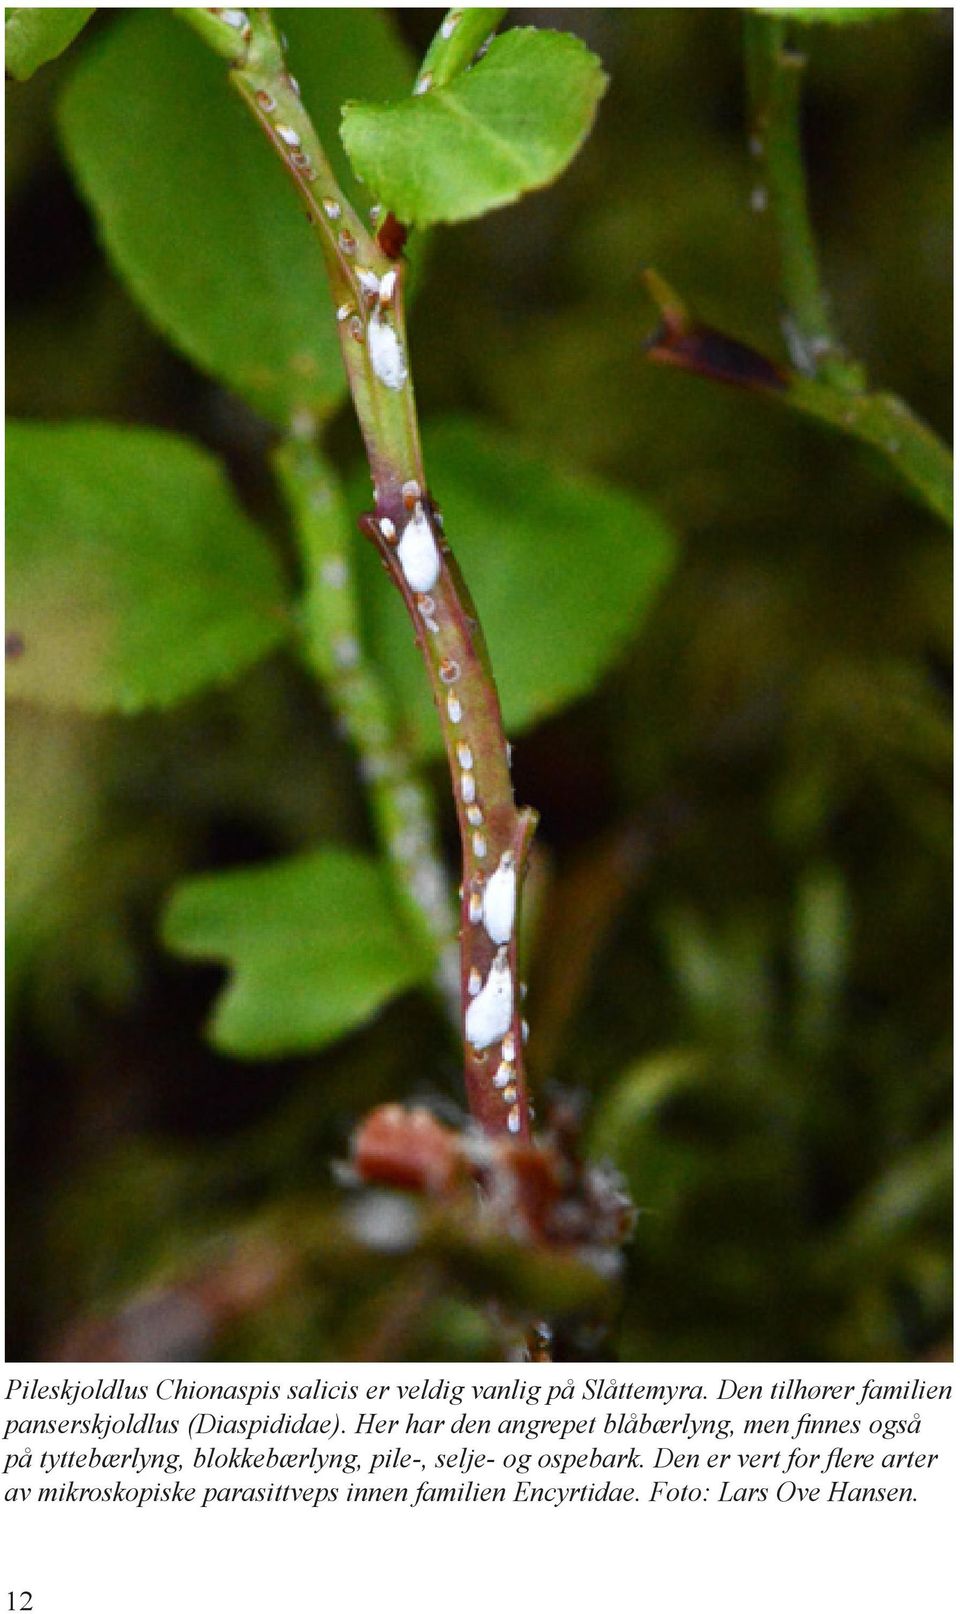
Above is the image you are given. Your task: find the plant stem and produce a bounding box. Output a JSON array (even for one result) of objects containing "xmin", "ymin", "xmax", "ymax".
[
  {"xmin": 180, "ymin": 7, "xmax": 536, "ymax": 1139},
  {"xmin": 787, "ymin": 376, "xmax": 952, "ymax": 525},
  {"xmin": 642, "ymin": 17, "xmax": 953, "ymax": 529},
  {"xmin": 744, "ymin": 11, "xmax": 862, "ymax": 391},
  {"xmin": 416, "ymin": 7, "xmax": 507, "ymax": 93},
  {"xmin": 643, "ymin": 269, "xmax": 952, "ymax": 526},
  {"xmin": 274, "ymin": 429, "xmax": 460, "ymax": 1015}
]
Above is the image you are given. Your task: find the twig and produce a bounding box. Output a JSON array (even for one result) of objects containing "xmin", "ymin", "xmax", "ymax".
[
  {"xmin": 416, "ymin": 7, "xmax": 507, "ymax": 94},
  {"xmin": 274, "ymin": 428, "xmax": 460, "ymax": 1014},
  {"xmin": 736, "ymin": 13, "xmax": 952, "ymax": 526},
  {"xmin": 644, "ymin": 271, "xmax": 951, "ymax": 528},
  {"xmin": 180, "ymin": 8, "xmax": 537, "ymax": 1138},
  {"xmin": 744, "ymin": 11, "xmax": 861, "ymax": 391}
]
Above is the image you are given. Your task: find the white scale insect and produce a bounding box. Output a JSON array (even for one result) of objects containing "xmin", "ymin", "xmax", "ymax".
[
  {"xmin": 367, "ymin": 309, "xmax": 407, "ymax": 391},
  {"xmin": 364, "ymin": 268, "xmax": 406, "ymax": 389},
  {"xmin": 482, "ymin": 851, "xmax": 516, "ymax": 945},
  {"xmin": 397, "ymin": 502, "xmax": 440, "ymax": 594},
  {"xmin": 464, "ymin": 947, "xmax": 514, "ymax": 1051}
]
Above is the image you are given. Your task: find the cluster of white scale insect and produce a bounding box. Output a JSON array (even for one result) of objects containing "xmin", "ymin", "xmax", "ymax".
[
  {"xmin": 465, "ymin": 852, "xmax": 518, "ymax": 1071},
  {"xmin": 387, "ymin": 488, "xmax": 522, "ymax": 1125},
  {"xmin": 465, "ymin": 857, "xmax": 522, "ymax": 1132}
]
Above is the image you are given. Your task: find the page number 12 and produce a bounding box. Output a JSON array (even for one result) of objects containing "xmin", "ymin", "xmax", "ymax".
[{"xmin": 7, "ymin": 1596, "xmax": 32, "ymax": 1612}]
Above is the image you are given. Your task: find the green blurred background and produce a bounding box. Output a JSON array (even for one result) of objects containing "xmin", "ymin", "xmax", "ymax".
[{"xmin": 6, "ymin": 7, "xmax": 952, "ymax": 1361}]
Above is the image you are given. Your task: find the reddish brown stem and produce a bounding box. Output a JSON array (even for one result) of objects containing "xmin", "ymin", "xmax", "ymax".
[{"xmin": 361, "ymin": 496, "xmax": 537, "ymax": 1139}]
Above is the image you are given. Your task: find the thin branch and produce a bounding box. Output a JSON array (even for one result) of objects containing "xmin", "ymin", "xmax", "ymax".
[
  {"xmin": 416, "ymin": 7, "xmax": 507, "ymax": 94},
  {"xmin": 644, "ymin": 271, "xmax": 951, "ymax": 528},
  {"xmin": 744, "ymin": 11, "xmax": 862, "ymax": 391},
  {"xmin": 642, "ymin": 15, "xmax": 952, "ymax": 527},
  {"xmin": 180, "ymin": 7, "xmax": 537, "ymax": 1139},
  {"xmin": 274, "ymin": 429, "xmax": 460, "ymax": 1015}
]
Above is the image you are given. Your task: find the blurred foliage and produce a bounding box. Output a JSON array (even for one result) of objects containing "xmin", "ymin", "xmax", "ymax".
[
  {"xmin": 7, "ymin": 420, "xmax": 288, "ymax": 711},
  {"xmin": 6, "ymin": 7, "xmax": 951, "ymax": 1362},
  {"xmin": 5, "ymin": 7, "xmax": 94, "ymax": 82}
]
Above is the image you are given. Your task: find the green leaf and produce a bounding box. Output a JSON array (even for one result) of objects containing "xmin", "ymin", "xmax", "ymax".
[
  {"xmin": 162, "ymin": 847, "xmax": 429, "ymax": 1058},
  {"xmin": 754, "ymin": 7, "xmax": 926, "ymax": 21},
  {"xmin": 356, "ymin": 417, "xmax": 677, "ymax": 755},
  {"xmin": 57, "ymin": 9, "xmax": 412, "ymax": 424},
  {"xmin": 341, "ymin": 28, "xmax": 608, "ymax": 227},
  {"xmin": 6, "ymin": 420, "xmax": 287, "ymax": 713},
  {"xmin": 5, "ymin": 6, "xmax": 94, "ymax": 81}
]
